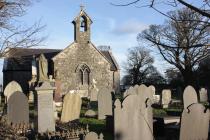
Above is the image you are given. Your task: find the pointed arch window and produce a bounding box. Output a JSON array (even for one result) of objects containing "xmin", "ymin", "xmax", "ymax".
[
  {"xmin": 80, "ymin": 16, "xmax": 87, "ymax": 32},
  {"xmin": 76, "ymin": 64, "xmax": 90, "ymax": 85}
]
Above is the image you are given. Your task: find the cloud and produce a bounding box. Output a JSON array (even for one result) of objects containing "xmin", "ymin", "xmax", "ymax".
[{"xmin": 111, "ymin": 19, "xmax": 149, "ymax": 35}]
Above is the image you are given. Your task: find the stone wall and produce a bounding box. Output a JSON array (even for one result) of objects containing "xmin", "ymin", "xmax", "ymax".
[{"xmin": 53, "ymin": 42, "xmax": 114, "ymax": 95}]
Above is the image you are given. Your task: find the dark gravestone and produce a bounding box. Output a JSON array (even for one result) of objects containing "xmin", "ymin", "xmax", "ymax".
[{"xmin": 7, "ymin": 91, "xmax": 29, "ymax": 124}]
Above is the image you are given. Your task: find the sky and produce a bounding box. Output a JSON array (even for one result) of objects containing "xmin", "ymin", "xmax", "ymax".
[{"xmin": 0, "ymin": 0, "xmax": 181, "ymax": 84}]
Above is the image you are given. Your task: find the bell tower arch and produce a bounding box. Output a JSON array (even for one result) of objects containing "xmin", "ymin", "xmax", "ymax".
[{"xmin": 72, "ymin": 6, "xmax": 92, "ymax": 43}]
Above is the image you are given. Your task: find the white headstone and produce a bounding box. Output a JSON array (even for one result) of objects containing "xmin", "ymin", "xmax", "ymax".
[
  {"xmin": 183, "ymin": 86, "xmax": 198, "ymax": 109},
  {"xmin": 149, "ymin": 85, "xmax": 155, "ymax": 96},
  {"xmin": 114, "ymin": 84, "xmax": 153, "ymax": 140},
  {"xmin": 85, "ymin": 132, "xmax": 104, "ymax": 140},
  {"xmin": 180, "ymin": 103, "xmax": 209, "ymax": 140},
  {"xmin": 199, "ymin": 88, "xmax": 208, "ymax": 102},
  {"xmin": 4, "ymin": 81, "xmax": 22, "ymax": 102},
  {"xmin": 161, "ymin": 89, "xmax": 171, "ymax": 108},
  {"xmin": 153, "ymin": 95, "xmax": 160, "ymax": 104}
]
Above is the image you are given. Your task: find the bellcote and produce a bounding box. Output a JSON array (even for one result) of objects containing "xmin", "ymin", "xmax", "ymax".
[{"xmin": 72, "ymin": 7, "xmax": 92, "ymax": 43}]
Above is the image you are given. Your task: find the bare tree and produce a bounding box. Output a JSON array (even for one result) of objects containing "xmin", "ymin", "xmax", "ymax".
[
  {"xmin": 0, "ymin": 0, "xmax": 45, "ymax": 57},
  {"xmin": 123, "ymin": 46, "xmax": 154, "ymax": 85},
  {"xmin": 138, "ymin": 8, "xmax": 210, "ymax": 86},
  {"xmin": 111, "ymin": 0, "xmax": 210, "ymax": 23}
]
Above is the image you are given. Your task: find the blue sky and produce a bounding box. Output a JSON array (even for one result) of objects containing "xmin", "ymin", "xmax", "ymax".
[{"xmin": 1, "ymin": 0, "xmax": 180, "ymax": 83}]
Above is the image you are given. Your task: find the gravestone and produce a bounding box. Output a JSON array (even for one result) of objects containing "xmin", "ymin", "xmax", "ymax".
[
  {"xmin": 183, "ymin": 86, "xmax": 198, "ymax": 109},
  {"xmin": 7, "ymin": 91, "xmax": 29, "ymax": 124},
  {"xmin": 161, "ymin": 89, "xmax": 171, "ymax": 108},
  {"xmin": 85, "ymin": 132, "xmax": 104, "ymax": 140},
  {"xmin": 149, "ymin": 85, "xmax": 155, "ymax": 95},
  {"xmin": 123, "ymin": 86, "xmax": 138, "ymax": 98},
  {"xmin": 180, "ymin": 103, "xmax": 209, "ymax": 140},
  {"xmin": 98, "ymin": 88, "xmax": 112, "ymax": 120},
  {"xmin": 35, "ymin": 82, "xmax": 56, "ymax": 132},
  {"xmin": 54, "ymin": 80, "xmax": 62, "ymax": 102},
  {"xmin": 61, "ymin": 93, "xmax": 82, "ymax": 122},
  {"xmin": 90, "ymin": 87, "xmax": 98, "ymax": 101},
  {"xmin": 114, "ymin": 84, "xmax": 153, "ymax": 140},
  {"xmin": 4, "ymin": 81, "xmax": 22, "ymax": 102},
  {"xmin": 199, "ymin": 88, "xmax": 208, "ymax": 102},
  {"xmin": 153, "ymin": 95, "xmax": 160, "ymax": 104},
  {"xmin": 85, "ymin": 109, "xmax": 97, "ymax": 117},
  {"xmin": 53, "ymin": 101, "xmax": 58, "ymax": 120}
]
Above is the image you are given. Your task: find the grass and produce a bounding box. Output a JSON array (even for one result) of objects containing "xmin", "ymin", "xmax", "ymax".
[
  {"xmin": 79, "ymin": 117, "xmax": 113, "ymax": 140},
  {"xmin": 153, "ymin": 108, "xmax": 167, "ymax": 117}
]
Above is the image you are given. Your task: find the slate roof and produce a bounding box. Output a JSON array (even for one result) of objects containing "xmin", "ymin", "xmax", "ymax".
[
  {"xmin": 3, "ymin": 47, "xmax": 120, "ymax": 71},
  {"xmin": 101, "ymin": 51, "xmax": 119, "ymax": 71},
  {"xmin": 3, "ymin": 48, "xmax": 61, "ymax": 71}
]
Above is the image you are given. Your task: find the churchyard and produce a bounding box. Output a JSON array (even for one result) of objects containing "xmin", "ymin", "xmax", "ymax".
[
  {"xmin": 0, "ymin": 80, "xmax": 209, "ymax": 140},
  {"xmin": 0, "ymin": 1, "xmax": 209, "ymax": 139}
]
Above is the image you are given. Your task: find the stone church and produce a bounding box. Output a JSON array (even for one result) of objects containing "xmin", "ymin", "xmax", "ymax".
[{"xmin": 3, "ymin": 8, "xmax": 120, "ymax": 97}]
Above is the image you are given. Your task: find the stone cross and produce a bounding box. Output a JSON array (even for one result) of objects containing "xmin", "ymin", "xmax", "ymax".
[{"xmin": 35, "ymin": 82, "xmax": 56, "ymax": 132}]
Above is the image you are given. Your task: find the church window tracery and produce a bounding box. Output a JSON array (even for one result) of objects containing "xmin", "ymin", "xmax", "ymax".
[{"xmin": 76, "ymin": 64, "xmax": 90, "ymax": 85}]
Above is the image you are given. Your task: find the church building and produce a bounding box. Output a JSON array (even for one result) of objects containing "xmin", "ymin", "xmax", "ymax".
[{"xmin": 3, "ymin": 7, "xmax": 120, "ymax": 96}]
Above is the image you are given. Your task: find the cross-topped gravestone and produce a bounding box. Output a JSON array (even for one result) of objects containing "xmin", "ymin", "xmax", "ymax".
[
  {"xmin": 7, "ymin": 91, "xmax": 29, "ymax": 124},
  {"xmin": 183, "ymin": 86, "xmax": 198, "ymax": 109},
  {"xmin": 98, "ymin": 88, "xmax": 112, "ymax": 120}
]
